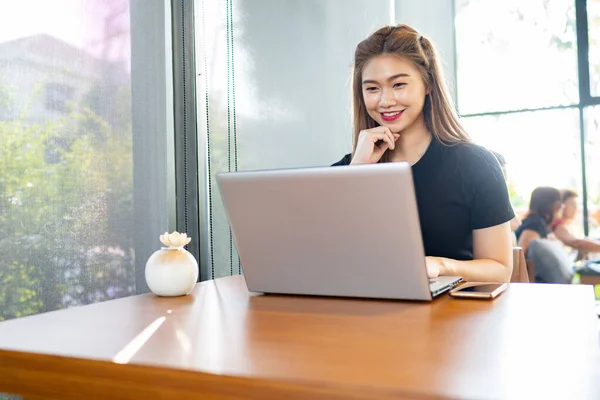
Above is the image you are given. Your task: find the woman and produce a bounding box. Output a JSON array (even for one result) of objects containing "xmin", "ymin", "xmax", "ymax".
[
  {"xmin": 332, "ymin": 25, "xmax": 514, "ymax": 282},
  {"xmin": 553, "ymin": 189, "xmax": 600, "ymax": 254},
  {"xmin": 514, "ymin": 187, "xmax": 562, "ymax": 255}
]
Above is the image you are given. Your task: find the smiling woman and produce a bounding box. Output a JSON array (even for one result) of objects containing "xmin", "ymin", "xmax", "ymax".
[{"xmin": 332, "ymin": 24, "xmax": 515, "ymax": 283}]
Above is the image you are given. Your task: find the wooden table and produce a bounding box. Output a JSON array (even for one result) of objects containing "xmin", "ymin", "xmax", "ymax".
[{"xmin": 1, "ymin": 276, "xmax": 599, "ymax": 400}]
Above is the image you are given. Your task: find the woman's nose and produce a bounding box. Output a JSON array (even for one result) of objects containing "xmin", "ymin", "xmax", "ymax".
[{"xmin": 379, "ymin": 90, "xmax": 395, "ymax": 107}]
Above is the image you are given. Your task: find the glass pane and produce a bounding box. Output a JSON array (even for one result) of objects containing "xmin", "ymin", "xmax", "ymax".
[
  {"xmin": 588, "ymin": 0, "xmax": 600, "ymax": 96},
  {"xmin": 195, "ymin": 0, "xmax": 390, "ymax": 279},
  {"xmin": 585, "ymin": 107, "xmax": 600, "ymax": 239},
  {"xmin": 0, "ymin": 1, "xmax": 134, "ymax": 321},
  {"xmin": 461, "ymin": 109, "xmax": 583, "ymax": 234},
  {"xmin": 455, "ymin": 0, "xmax": 578, "ymax": 115}
]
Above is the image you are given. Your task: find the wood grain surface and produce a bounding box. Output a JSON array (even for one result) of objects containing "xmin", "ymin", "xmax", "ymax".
[{"xmin": 1, "ymin": 275, "xmax": 599, "ymax": 399}]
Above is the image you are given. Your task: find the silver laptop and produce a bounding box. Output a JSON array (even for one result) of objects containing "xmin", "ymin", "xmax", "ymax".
[{"xmin": 215, "ymin": 162, "xmax": 462, "ymax": 301}]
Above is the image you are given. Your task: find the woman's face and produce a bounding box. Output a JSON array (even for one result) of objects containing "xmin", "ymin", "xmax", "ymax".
[
  {"xmin": 563, "ymin": 196, "xmax": 578, "ymax": 220},
  {"xmin": 552, "ymin": 200, "xmax": 563, "ymax": 221},
  {"xmin": 361, "ymin": 54, "xmax": 427, "ymax": 134}
]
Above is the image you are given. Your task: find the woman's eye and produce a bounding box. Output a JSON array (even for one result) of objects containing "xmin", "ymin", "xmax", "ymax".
[
  {"xmin": 394, "ymin": 83, "xmax": 406, "ymax": 88},
  {"xmin": 365, "ymin": 87, "xmax": 379, "ymax": 92}
]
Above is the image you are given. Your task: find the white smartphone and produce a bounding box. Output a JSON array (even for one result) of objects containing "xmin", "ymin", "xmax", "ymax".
[{"xmin": 449, "ymin": 282, "xmax": 508, "ymax": 299}]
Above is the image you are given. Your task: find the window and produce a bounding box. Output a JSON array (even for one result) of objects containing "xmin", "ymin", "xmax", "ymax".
[
  {"xmin": 587, "ymin": 0, "xmax": 600, "ymax": 96},
  {"xmin": 45, "ymin": 82, "xmax": 73, "ymax": 113},
  {"xmin": 0, "ymin": 2, "xmax": 136, "ymax": 326},
  {"xmin": 0, "ymin": 0, "xmax": 175, "ymax": 327},
  {"xmin": 455, "ymin": 0, "xmax": 578, "ymax": 115},
  {"xmin": 456, "ymin": 0, "xmax": 599, "ymax": 236},
  {"xmin": 585, "ymin": 106, "xmax": 600, "ymax": 237},
  {"xmin": 0, "ymin": 76, "xmax": 11, "ymax": 119}
]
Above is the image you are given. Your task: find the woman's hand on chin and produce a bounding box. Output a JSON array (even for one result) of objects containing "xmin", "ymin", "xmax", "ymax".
[{"xmin": 350, "ymin": 126, "xmax": 400, "ymax": 165}]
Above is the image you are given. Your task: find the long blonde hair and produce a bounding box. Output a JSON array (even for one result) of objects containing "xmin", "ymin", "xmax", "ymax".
[{"xmin": 352, "ymin": 24, "xmax": 470, "ymax": 162}]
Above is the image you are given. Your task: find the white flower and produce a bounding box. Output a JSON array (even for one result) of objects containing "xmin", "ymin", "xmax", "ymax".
[{"xmin": 160, "ymin": 231, "xmax": 192, "ymax": 249}]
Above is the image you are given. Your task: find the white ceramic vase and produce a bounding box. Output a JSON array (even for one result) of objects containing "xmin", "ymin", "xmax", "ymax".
[{"xmin": 145, "ymin": 232, "xmax": 199, "ymax": 297}]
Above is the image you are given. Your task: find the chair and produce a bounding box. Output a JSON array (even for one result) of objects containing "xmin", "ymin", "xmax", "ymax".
[
  {"xmin": 526, "ymin": 258, "xmax": 535, "ymax": 283},
  {"xmin": 511, "ymin": 247, "xmax": 531, "ymax": 283}
]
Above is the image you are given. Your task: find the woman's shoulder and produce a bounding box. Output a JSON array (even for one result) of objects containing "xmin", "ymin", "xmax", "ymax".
[
  {"xmin": 521, "ymin": 214, "xmax": 548, "ymax": 233},
  {"xmin": 522, "ymin": 214, "xmax": 546, "ymax": 225},
  {"xmin": 331, "ymin": 153, "xmax": 352, "ymax": 166},
  {"xmin": 438, "ymin": 141, "xmax": 503, "ymax": 182},
  {"xmin": 515, "ymin": 214, "xmax": 548, "ymax": 238},
  {"xmin": 443, "ymin": 141, "xmax": 497, "ymax": 165}
]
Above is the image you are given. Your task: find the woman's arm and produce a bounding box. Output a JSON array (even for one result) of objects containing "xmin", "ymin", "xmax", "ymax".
[
  {"xmin": 516, "ymin": 228, "xmax": 542, "ymax": 255},
  {"xmin": 426, "ymin": 222, "xmax": 513, "ymax": 283},
  {"xmin": 554, "ymin": 224, "xmax": 600, "ymax": 253},
  {"xmin": 510, "ymin": 215, "xmax": 522, "ymax": 231}
]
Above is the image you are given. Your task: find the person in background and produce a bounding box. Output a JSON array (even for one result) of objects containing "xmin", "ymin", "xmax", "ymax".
[
  {"xmin": 332, "ymin": 24, "xmax": 514, "ymax": 283},
  {"xmin": 514, "ymin": 187, "xmax": 562, "ymax": 256},
  {"xmin": 491, "ymin": 151, "xmax": 522, "ymax": 236},
  {"xmin": 552, "ymin": 189, "xmax": 600, "ymax": 255}
]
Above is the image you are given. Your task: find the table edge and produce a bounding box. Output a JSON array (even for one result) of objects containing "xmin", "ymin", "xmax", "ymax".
[{"xmin": 0, "ymin": 349, "xmax": 455, "ymax": 400}]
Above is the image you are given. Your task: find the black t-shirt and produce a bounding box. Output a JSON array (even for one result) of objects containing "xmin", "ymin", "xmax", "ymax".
[
  {"xmin": 514, "ymin": 214, "xmax": 548, "ymax": 241},
  {"xmin": 332, "ymin": 139, "xmax": 515, "ymax": 260}
]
